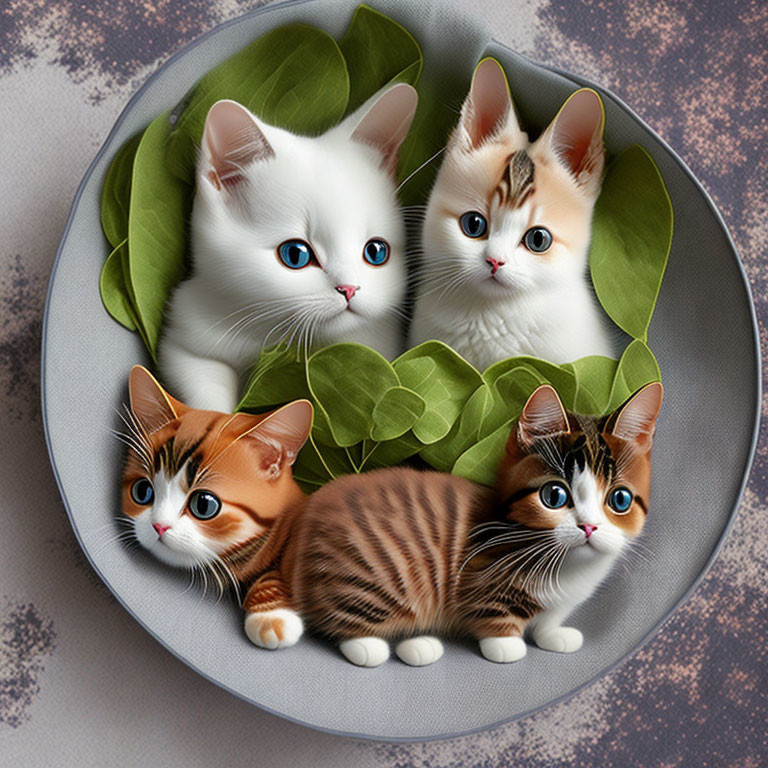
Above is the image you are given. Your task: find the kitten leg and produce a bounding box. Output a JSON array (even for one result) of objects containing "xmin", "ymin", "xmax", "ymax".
[
  {"xmin": 339, "ymin": 637, "xmax": 390, "ymax": 667},
  {"xmin": 395, "ymin": 636, "xmax": 444, "ymax": 667},
  {"xmin": 530, "ymin": 608, "xmax": 583, "ymax": 653},
  {"xmin": 243, "ymin": 570, "xmax": 303, "ymax": 650},
  {"xmin": 159, "ymin": 339, "xmax": 240, "ymax": 412},
  {"xmin": 470, "ymin": 616, "xmax": 528, "ymax": 664},
  {"xmin": 479, "ymin": 636, "xmax": 527, "ymax": 664}
]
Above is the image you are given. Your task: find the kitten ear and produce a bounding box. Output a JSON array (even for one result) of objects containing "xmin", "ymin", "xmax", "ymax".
[
  {"xmin": 512, "ymin": 385, "xmax": 570, "ymax": 449},
  {"xmin": 539, "ymin": 89, "xmax": 605, "ymax": 196},
  {"xmin": 455, "ymin": 58, "xmax": 523, "ymax": 152},
  {"xmin": 232, "ymin": 400, "xmax": 313, "ymax": 476},
  {"xmin": 606, "ymin": 382, "xmax": 663, "ymax": 447},
  {"xmin": 128, "ymin": 366, "xmax": 186, "ymax": 435},
  {"xmin": 200, "ymin": 100, "xmax": 274, "ymax": 190},
  {"xmin": 348, "ymin": 83, "xmax": 418, "ymax": 176}
]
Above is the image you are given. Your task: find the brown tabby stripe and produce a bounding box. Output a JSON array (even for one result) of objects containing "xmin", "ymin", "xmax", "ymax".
[
  {"xmin": 495, "ymin": 150, "xmax": 535, "ymax": 208},
  {"xmin": 349, "ymin": 491, "xmax": 409, "ymax": 598},
  {"xmin": 243, "ymin": 570, "xmax": 290, "ymax": 613},
  {"xmin": 405, "ymin": 483, "xmax": 442, "ymax": 602},
  {"xmin": 227, "ymin": 501, "xmax": 274, "ymax": 527},
  {"xmin": 222, "ymin": 532, "xmax": 270, "ymax": 572},
  {"xmin": 154, "ymin": 428, "xmax": 213, "ymax": 479}
]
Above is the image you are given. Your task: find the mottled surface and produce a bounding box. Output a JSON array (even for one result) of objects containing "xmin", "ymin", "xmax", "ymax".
[
  {"xmin": 0, "ymin": 603, "xmax": 56, "ymax": 729},
  {"xmin": 0, "ymin": 0, "xmax": 765, "ymax": 765}
]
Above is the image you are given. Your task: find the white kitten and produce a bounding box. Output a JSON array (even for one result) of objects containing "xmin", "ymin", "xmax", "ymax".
[
  {"xmin": 410, "ymin": 59, "xmax": 615, "ymax": 371},
  {"xmin": 159, "ymin": 84, "xmax": 418, "ymax": 411}
]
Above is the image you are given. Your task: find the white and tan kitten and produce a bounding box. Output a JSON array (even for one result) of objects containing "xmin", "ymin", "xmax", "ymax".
[
  {"xmin": 410, "ymin": 59, "xmax": 615, "ymax": 371},
  {"xmin": 160, "ymin": 84, "xmax": 418, "ymax": 412}
]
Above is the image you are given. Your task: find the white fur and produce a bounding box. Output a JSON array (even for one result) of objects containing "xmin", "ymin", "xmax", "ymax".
[
  {"xmin": 411, "ymin": 183, "xmax": 614, "ymax": 371},
  {"xmin": 479, "ymin": 636, "xmax": 527, "ymax": 663},
  {"xmin": 131, "ymin": 469, "xmax": 228, "ymax": 570},
  {"xmin": 339, "ymin": 637, "xmax": 390, "ymax": 667},
  {"xmin": 526, "ymin": 466, "xmax": 627, "ymax": 653},
  {"xmin": 395, "ymin": 636, "xmax": 444, "ymax": 666},
  {"xmin": 411, "ymin": 69, "xmax": 615, "ymax": 371},
  {"xmin": 160, "ymin": 103, "xmax": 409, "ymax": 412},
  {"xmin": 244, "ymin": 609, "xmax": 304, "ymax": 650}
]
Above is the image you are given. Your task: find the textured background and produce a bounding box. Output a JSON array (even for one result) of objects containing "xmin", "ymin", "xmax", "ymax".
[{"xmin": 1, "ymin": 0, "xmax": 766, "ymax": 765}]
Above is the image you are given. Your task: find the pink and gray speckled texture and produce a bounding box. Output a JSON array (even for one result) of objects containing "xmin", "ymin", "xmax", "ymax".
[{"xmin": 0, "ymin": 0, "xmax": 765, "ymax": 765}]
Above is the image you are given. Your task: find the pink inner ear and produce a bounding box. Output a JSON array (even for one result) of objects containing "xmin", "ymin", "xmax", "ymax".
[
  {"xmin": 549, "ymin": 90, "xmax": 603, "ymax": 176},
  {"xmin": 518, "ymin": 385, "xmax": 570, "ymax": 444},
  {"xmin": 611, "ymin": 382, "xmax": 663, "ymax": 442},
  {"xmin": 202, "ymin": 100, "xmax": 274, "ymax": 188},
  {"xmin": 350, "ymin": 84, "xmax": 417, "ymax": 176},
  {"xmin": 465, "ymin": 59, "xmax": 512, "ymax": 148},
  {"xmin": 128, "ymin": 366, "xmax": 179, "ymax": 435}
]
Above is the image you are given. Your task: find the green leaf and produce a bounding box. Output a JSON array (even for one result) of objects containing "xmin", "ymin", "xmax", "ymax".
[
  {"xmin": 166, "ymin": 24, "xmax": 350, "ymax": 182},
  {"xmin": 307, "ymin": 343, "xmax": 399, "ymax": 447},
  {"xmin": 564, "ymin": 356, "xmax": 619, "ymax": 415},
  {"xmin": 101, "ymin": 134, "xmax": 141, "ymax": 249},
  {"xmin": 237, "ymin": 344, "xmax": 309, "ymax": 411},
  {"xmin": 128, "ymin": 111, "xmax": 192, "ymax": 358},
  {"xmin": 394, "ymin": 341, "xmax": 483, "ymax": 444},
  {"xmin": 590, "ymin": 145, "xmax": 673, "ymax": 341},
  {"xmin": 480, "ymin": 366, "xmax": 545, "ymax": 438},
  {"xmin": 483, "ymin": 356, "xmax": 576, "ymax": 408},
  {"xmin": 293, "ymin": 434, "xmax": 356, "ymax": 486},
  {"xmin": 364, "ymin": 431, "xmax": 424, "ymax": 469},
  {"xmin": 99, "ymin": 240, "xmax": 137, "ymax": 331},
  {"xmin": 452, "ymin": 419, "xmax": 513, "ymax": 487},
  {"xmin": 371, "ymin": 386, "xmax": 426, "ymax": 442},
  {"xmin": 606, "ymin": 340, "xmax": 661, "ymax": 413},
  {"xmin": 339, "ymin": 4, "xmax": 422, "ymax": 112},
  {"xmin": 420, "ymin": 383, "xmax": 492, "ymax": 472}
]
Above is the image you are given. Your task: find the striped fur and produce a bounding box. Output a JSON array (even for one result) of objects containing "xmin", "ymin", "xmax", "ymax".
[{"xmin": 263, "ymin": 383, "xmax": 661, "ymax": 664}]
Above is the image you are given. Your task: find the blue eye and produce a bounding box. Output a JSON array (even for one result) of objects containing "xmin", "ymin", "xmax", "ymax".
[
  {"xmin": 363, "ymin": 239, "xmax": 389, "ymax": 266},
  {"xmin": 539, "ymin": 481, "xmax": 570, "ymax": 509},
  {"xmin": 608, "ymin": 488, "xmax": 633, "ymax": 514},
  {"xmin": 522, "ymin": 226, "xmax": 553, "ymax": 253},
  {"xmin": 130, "ymin": 478, "xmax": 154, "ymax": 506},
  {"xmin": 278, "ymin": 240, "xmax": 315, "ymax": 269},
  {"xmin": 188, "ymin": 490, "xmax": 221, "ymax": 520},
  {"xmin": 459, "ymin": 211, "xmax": 488, "ymax": 238}
]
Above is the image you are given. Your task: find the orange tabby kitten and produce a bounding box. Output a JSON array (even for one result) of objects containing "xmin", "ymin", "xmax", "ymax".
[
  {"xmin": 121, "ymin": 365, "xmax": 312, "ymax": 649},
  {"xmin": 252, "ymin": 382, "xmax": 661, "ymax": 666}
]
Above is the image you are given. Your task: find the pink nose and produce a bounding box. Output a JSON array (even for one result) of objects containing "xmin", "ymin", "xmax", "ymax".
[
  {"xmin": 579, "ymin": 524, "xmax": 597, "ymax": 539},
  {"xmin": 153, "ymin": 523, "xmax": 170, "ymax": 537},
  {"xmin": 335, "ymin": 284, "xmax": 358, "ymax": 302},
  {"xmin": 486, "ymin": 257, "xmax": 505, "ymax": 275}
]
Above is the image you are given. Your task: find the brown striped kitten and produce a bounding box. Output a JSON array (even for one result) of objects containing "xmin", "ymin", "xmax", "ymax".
[
  {"xmin": 259, "ymin": 382, "xmax": 661, "ymax": 666},
  {"xmin": 121, "ymin": 365, "xmax": 312, "ymax": 649}
]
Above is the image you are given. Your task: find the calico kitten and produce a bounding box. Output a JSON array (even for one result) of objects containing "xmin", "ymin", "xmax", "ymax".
[
  {"xmin": 121, "ymin": 365, "xmax": 312, "ymax": 649},
  {"xmin": 410, "ymin": 58, "xmax": 615, "ymax": 370},
  {"xmin": 160, "ymin": 84, "xmax": 418, "ymax": 412},
  {"xmin": 255, "ymin": 381, "xmax": 661, "ymax": 666}
]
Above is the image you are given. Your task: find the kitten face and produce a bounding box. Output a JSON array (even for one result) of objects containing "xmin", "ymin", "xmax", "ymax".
[
  {"xmin": 421, "ymin": 59, "xmax": 604, "ymax": 302},
  {"xmin": 191, "ymin": 87, "xmax": 417, "ymax": 351},
  {"xmin": 496, "ymin": 383, "xmax": 661, "ymax": 564},
  {"xmin": 121, "ymin": 366, "xmax": 311, "ymax": 572}
]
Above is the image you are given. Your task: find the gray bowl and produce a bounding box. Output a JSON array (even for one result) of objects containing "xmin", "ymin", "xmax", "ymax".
[{"xmin": 42, "ymin": 0, "xmax": 760, "ymax": 742}]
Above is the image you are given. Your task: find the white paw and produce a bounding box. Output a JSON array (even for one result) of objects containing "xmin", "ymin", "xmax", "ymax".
[
  {"xmin": 479, "ymin": 636, "xmax": 527, "ymax": 663},
  {"xmin": 533, "ymin": 626, "xmax": 583, "ymax": 653},
  {"xmin": 244, "ymin": 609, "xmax": 303, "ymax": 650},
  {"xmin": 395, "ymin": 636, "xmax": 444, "ymax": 667},
  {"xmin": 339, "ymin": 637, "xmax": 390, "ymax": 667}
]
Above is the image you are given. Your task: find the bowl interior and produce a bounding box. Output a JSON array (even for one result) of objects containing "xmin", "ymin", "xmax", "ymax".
[{"xmin": 43, "ymin": 0, "xmax": 759, "ymax": 741}]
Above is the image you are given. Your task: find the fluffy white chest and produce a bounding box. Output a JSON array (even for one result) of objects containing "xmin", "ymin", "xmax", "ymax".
[{"xmin": 411, "ymin": 285, "xmax": 614, "ymax": 371}]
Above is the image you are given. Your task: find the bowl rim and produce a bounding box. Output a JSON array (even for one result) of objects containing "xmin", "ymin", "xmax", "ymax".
[{"xmin": 41, "ymin": 0, "xmax": 762, "ymax": 743}]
